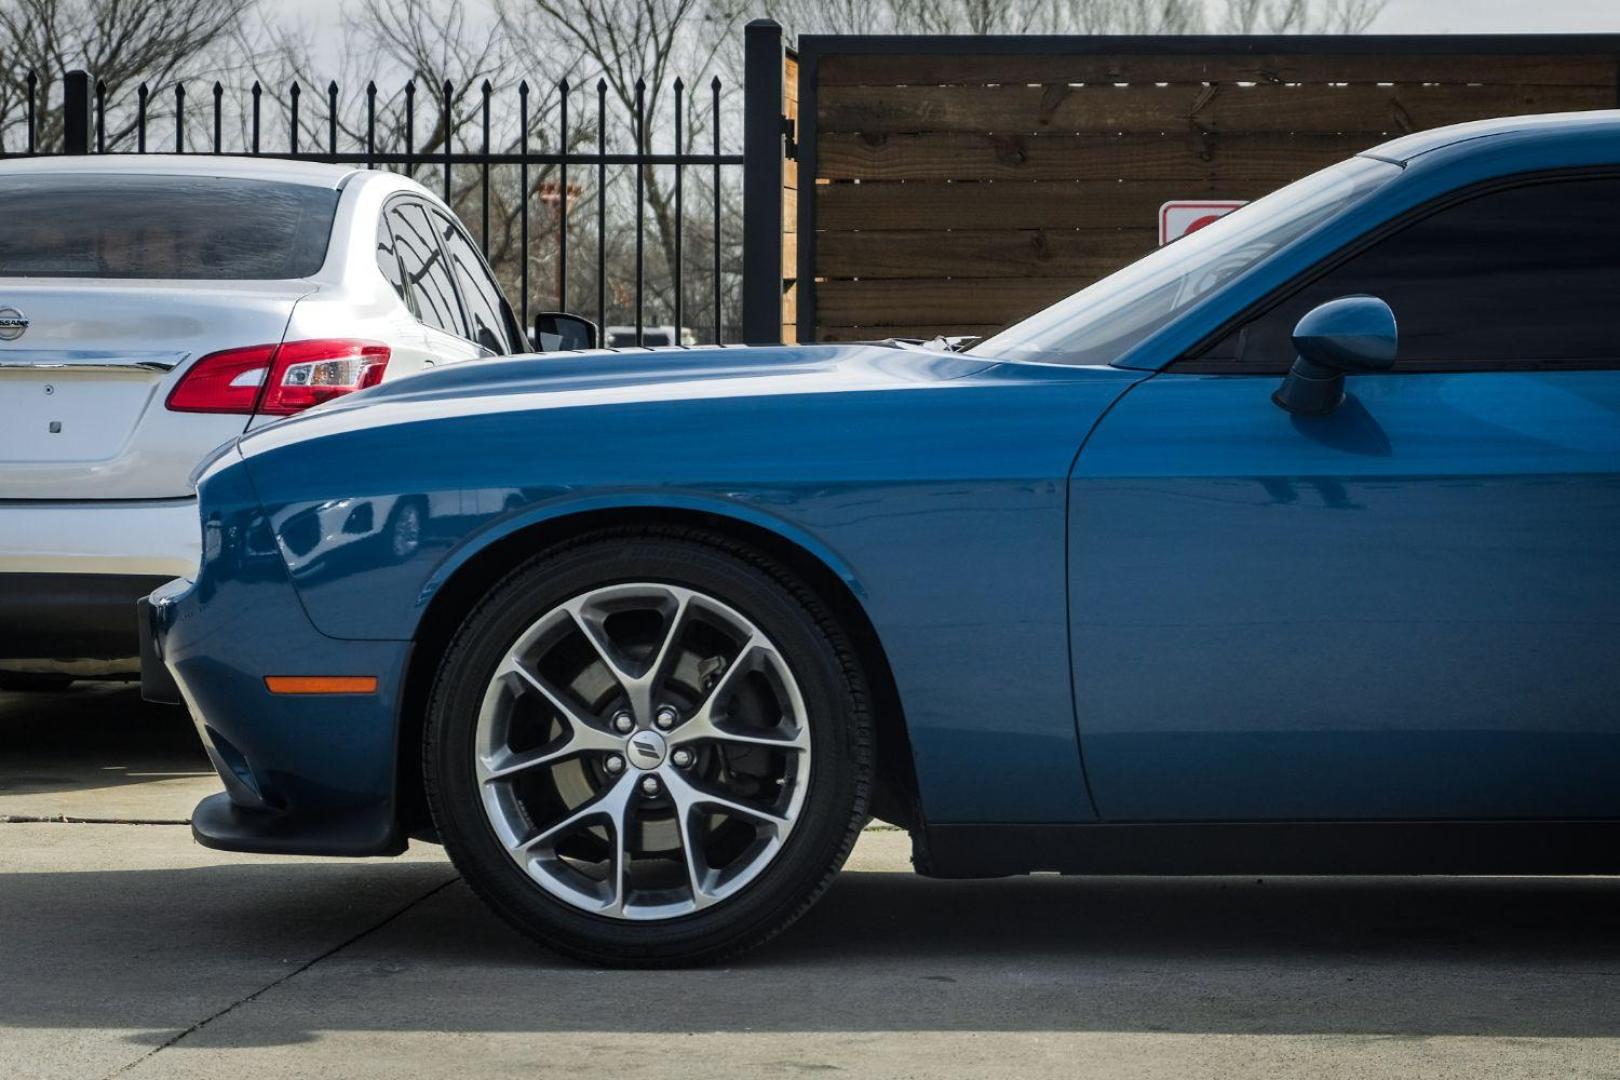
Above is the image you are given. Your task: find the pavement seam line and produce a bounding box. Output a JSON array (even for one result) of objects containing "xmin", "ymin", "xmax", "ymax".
[
  {"xmin": 1, "ymin": 814, "xmax": 190, "ymax": 825},
  {"xmin": 102, "ymin": 872, "xmax": 462, "ymax": 1079}
]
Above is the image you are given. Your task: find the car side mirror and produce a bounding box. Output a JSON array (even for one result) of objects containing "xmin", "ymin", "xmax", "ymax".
[
  {"xmin": 1272, "ymin": 295, "xmax": 1398, "ymax": 417},
  {"xmin": 532, "ymin": 312, "xmax": 598, "ymax": 353}
]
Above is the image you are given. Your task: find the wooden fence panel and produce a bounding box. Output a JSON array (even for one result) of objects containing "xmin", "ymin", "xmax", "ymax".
[
  {"xmin": 817, "ymin": 83, "xmax": 1611, "ymax": 137},
  {"xmin": 816, "ymin": 228, "xmax": 1156, "ymax": 278},
  {"xmin": 783, "ymin": 51, "xmax": 800, "ymax": 343},
  {"xmin": 799, "ymin": 38, "xmax": 1620, "ymax": 341},
  {"xmin": 817, "ymin": 52, "xmax": 1620, "ymax": 87},
  {"xmin": 818, "ymin": 131, "xmax": 1368, "ymax": 182},
  {"xmin": 821, "ymin": 179, "xmax": 1267, "ymax": 231}
]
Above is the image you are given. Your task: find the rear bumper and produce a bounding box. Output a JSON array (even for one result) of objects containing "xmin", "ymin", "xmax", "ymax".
[
  {"xmin": 0, "ymin": 497, "xmax": 199, "ymax": 671},
  {"xmin": 0, "ymin": 497, "xmax": 199, "ymax": 577}
]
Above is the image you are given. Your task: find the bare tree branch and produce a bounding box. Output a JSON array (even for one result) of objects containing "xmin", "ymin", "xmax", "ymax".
[
  {"xmin": 0, "ymin": 0, "xmax": 255, "ymax": 151},
  {"xmin": 1219, "ymin": 0, "xmax": 1385, "ymax": 32}
]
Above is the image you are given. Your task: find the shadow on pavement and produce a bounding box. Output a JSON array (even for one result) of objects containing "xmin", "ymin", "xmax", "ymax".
[
  {"xmin": 0, "ymin": 683, "xmax": 207, "ymax": 802},
  {"xmin": 4, "ymin": 857, "xmax": 1620, "ymax": 1042}
]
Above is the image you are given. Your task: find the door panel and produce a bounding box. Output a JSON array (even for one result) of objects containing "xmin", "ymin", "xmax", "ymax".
[{"xmin": 1069, "ymin": 370, "xmax": 1620, "ymax": 821}]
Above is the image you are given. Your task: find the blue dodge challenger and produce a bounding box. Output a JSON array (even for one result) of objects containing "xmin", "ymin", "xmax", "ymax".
[{"xmin": 146, "ymin": 111, "xmax": 1620, "ymax": 964}]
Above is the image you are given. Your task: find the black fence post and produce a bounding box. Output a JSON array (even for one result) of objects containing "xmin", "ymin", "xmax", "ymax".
[
  {"xmin": 62, "ymin": 70, "xmax": 92, "ymax": 154},
  {"xmin": 742, "ymin": 18, "xmax": 786, "ymax": 346}
]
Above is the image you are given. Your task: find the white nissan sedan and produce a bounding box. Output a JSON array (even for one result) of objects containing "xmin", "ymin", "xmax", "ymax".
[{"xmin": 0, "ymin": 156, "xmax": 533, "ymax": 687}]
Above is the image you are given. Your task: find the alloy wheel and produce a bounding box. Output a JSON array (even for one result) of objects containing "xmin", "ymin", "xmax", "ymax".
[{"xmin": 472, "ymin": 582, "xmax": 812, "ymax": 920}]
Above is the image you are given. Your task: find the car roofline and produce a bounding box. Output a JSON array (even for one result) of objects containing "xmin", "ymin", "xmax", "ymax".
[
  {"xmin": 0, "ymin": 154, "xmax": 363, "ymax": 188},
  {"xmin": 1365, "ymin": 109, "xmax": 1620, "ymax": 165}
]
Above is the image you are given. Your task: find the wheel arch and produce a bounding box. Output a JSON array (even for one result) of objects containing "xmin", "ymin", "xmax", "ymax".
[{"xmin": 394, "ymin": 503, "xmax": 922, "ymax": 841}]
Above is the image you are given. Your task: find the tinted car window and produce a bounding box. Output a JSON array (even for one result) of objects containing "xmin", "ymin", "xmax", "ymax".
[
  {"xmin": 1195, "ymin": 175, "xmax": 1620, "ymax": 371},
  {"xmin": 0, "ymin": 175, "xmax": 338, "ymax": 279},
  {"xmin": 389, "ymin": 202, "xmax": 467, "ymax": 338},
  {"xmin": 375, "ymin": 212, "xmax": 409, "ymax": 307},
  {"xmin": 434, "ymin": 211, "xmax": 512, "ymax": 354}
]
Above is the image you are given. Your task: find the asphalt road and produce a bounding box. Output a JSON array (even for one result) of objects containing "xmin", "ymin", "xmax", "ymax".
[{"xmin": 5, "ymin": 683, "xmax": 1620, "ymax": 1079}]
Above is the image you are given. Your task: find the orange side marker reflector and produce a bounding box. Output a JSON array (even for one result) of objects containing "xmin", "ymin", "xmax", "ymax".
[{"xmin": 264, "ymin": 675, "xmax": 379, "ymax": 695}]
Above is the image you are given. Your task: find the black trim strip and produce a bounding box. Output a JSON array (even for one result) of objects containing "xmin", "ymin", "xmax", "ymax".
[
  {"xmin": 797, "ymin": 34, "xmax": 1620, "ymax": 58},
  {"xmin": 923, "ymin": 821, "xmax": 1620, "ymax": 878}
]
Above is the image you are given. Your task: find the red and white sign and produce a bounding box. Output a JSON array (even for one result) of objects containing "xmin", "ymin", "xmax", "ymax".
[{"xmin": 1159, "ymin": 200, "xmax": 1248, "ymax": 246}]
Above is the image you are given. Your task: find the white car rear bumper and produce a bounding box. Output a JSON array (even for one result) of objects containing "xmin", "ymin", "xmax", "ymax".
[
  {"xmin": 0, "ymin": 499, "xmax": 200, "ymax": 673},
  {"xmin": 0, "ymin": 497, "xmax": 199, "ymax": 578}
]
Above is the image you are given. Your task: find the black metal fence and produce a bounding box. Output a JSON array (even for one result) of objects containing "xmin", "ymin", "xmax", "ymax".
[{"xmin": 1, "ymin": 20, "xmax": 796, "ymax": 347}]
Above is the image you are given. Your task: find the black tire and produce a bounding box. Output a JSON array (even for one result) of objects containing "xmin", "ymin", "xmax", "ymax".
[
  {"xmin": 423, "ymin": 529, "xmax": 873, "ymax": 966},
  {"xmin": 0, "ymin": 673, "xmax": 76, "ymax": 692}
]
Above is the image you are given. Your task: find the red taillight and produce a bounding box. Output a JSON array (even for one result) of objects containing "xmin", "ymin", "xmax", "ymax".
[
  {"xmin": 257, "ymin": 339, "xmax": 391, "ymax": 415},
  {"xmin": 165, "ymin": 344, "xmax": 277, "ymax": 413},
  {"xmin": 166, "ymin": 339, "xmax": 391, "ymax": 416}
]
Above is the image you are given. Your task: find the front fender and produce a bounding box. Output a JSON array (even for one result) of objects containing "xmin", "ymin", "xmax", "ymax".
[
  {"xmin": 235, "ymin": 359, "xmax": 1145, "ymax": 824},
  {"xmin": 415, "ymin": 490, "xmax": 872, "ymax": 626}
]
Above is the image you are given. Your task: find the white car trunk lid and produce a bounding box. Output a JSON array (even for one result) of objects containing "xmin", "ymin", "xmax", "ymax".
[{"xmin": 0, "ymin": 281, "xmax": 312, "ymax": 499}]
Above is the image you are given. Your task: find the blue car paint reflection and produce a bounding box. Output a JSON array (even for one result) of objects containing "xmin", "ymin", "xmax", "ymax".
[{"xmin": 152, "ymin": 112, "xmax": 1620, "ymax": 856}]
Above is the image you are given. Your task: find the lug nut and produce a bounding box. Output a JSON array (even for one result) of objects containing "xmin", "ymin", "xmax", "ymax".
[
  {"xmin": 612, "ymin": 710, "xmax": 635, "ymax": 734},
  {"xmin": 654, "ymin": 705, "xmax": 678, "ymax": 730},
  {"xmin": 671, "ymin": 748, "xmax": 694, "ymax": 768},
  {"xmin": 604, "ymin": 755, "xmax": 625, "ymax": 775},
  {"xmin": 640, "ymin": 776, "xmax": 660, "ymax": 797}
]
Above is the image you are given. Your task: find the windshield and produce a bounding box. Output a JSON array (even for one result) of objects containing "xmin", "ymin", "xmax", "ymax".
[
  {"xmin": 969, "ymin": 156, "xmax": 1398, "ymax": 366},
  {"xmin": 0, "ymin": 174, "xmax": 339, "ymax": 280}
]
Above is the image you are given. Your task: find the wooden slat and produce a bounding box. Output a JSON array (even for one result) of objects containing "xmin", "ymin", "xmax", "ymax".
[
  {"xmin": 817, "ymin": 130, "xmax": 1376, "ymax": 182},
  {"xmin": 784, "ymin": 53, "xmax": 800, "ymax": 322},
  {"xmin": 818, "ymin": 180, "xmax": 1271, "ymax": 231},
  {"xmin": 817, "ymin": 228, "xmax": 1154, "ymax": 279},
  {"xmin": 817, "ymin": 277, "xmax": 1089, "ymax": 325},
  {"xmin": 782, "ymin": 230, "xmax": 798, "ymax": 279},
  {"xmin": 818, "ymin": 52, "xmax": 1620, "ymax": 88},
  {"xmin": 819, "ymin": 324, "xmax": 1004, "ymax": 341},
  {"xmin": 818, "ymin": 82, "xmax": 1612, "ymax": 135}
]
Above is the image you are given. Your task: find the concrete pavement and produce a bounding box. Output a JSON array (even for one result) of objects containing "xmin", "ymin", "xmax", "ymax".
[
  {"xmin": 0, "ymin": 681, "xmax": 210, "ymax": 822},
  {"xmin": 5, "ymin": 683, "xmax": 1620, "ymax": 1079}
]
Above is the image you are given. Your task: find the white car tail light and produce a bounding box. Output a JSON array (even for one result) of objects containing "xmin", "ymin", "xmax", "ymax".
[
  {"xmin": 167, "ymin": 339, "xmax": 391, "ymax": 416},
  {"xmin": 257, "ymin": 340, "xmax": 391, "ymax": 415},
  {"xmin": 164, "ymin": 344, "xmax": 276, "ymax": 414}
]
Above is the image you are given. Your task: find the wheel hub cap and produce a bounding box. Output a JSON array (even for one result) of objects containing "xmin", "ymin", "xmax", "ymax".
[{"xmin": 626, "ymin": 729, "xmax": 667, "ymax": 770}]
